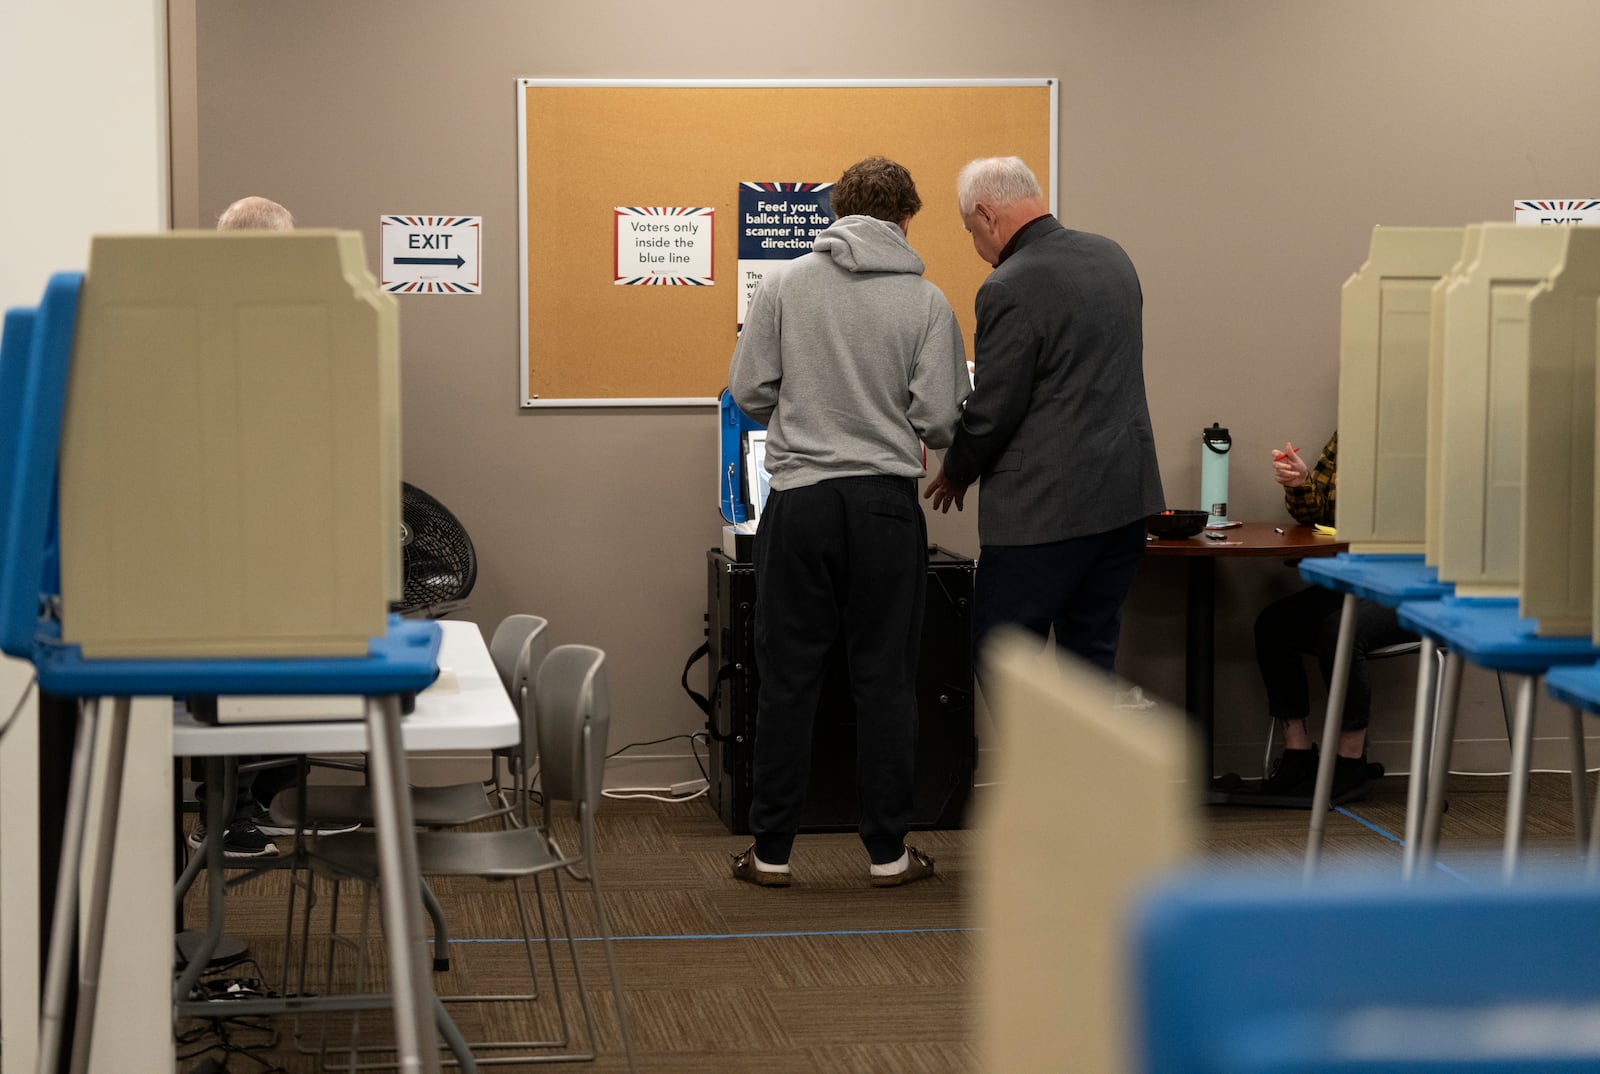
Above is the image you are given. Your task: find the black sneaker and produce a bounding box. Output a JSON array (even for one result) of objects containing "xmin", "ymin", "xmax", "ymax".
[
  {"xmin": 187, "ymin": 820, "xmax": 280, "ymax": 859},
  {"xmin": 248, "ymin": 799, "xmax": 360, "ymax": 839},
  {"xmin": 1259, "ymin": 746, "xmax": 1318, "ymax": 798},
  {"xmin": 1330, "ymin": 754, "xmax": 1374, "ymax": 805}
]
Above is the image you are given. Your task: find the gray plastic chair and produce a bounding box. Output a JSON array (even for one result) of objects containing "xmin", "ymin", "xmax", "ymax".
[
  {"xmin": 311, "ymin": 644, "xmax": 639, "ymax": 1072},
  {"xmin": 279, "ymin": 615, "xmax": 550, "ymax": 1057}
]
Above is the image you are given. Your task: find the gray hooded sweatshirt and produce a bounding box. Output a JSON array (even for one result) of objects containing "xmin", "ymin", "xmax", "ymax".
[{"xmin": 729, "ymin": 214, "xmax": 970, "ymax": 492}]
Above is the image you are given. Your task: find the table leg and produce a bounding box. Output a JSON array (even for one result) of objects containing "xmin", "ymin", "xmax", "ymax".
[
  {"xmin": 1184, "ymin": 557, "xmax": 1216, "ymax": 778},
  {"xmin": 364, "ymin": 693, "xmax": 441, "ymax": 1074}
]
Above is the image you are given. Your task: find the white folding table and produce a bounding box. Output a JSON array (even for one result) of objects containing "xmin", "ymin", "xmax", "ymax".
[{"xmin": 126, "ymin": 620, "xmax": 516, "ymax": 1070}]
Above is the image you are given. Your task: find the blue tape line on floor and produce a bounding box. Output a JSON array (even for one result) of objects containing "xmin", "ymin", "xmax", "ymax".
[
  {"xmin": 454, "ymin": 926, "xmax": 977, "ymax": 944},
  {"xmin": 1336, "ymin": 806, "xmax": 1473, "ymax": 885}
]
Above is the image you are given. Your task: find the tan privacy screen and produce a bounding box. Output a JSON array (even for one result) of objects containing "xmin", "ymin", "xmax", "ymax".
[
  {"xmin": 63, "ymin": 231, "xmax": 400, "ymax": 656},
  {"xmin": 518, "ymin": 80, "xmax": 1055, "ymax": 405}
]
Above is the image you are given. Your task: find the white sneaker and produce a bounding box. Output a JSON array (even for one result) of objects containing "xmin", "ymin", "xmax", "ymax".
[{"xmin": 187, "ymin": 821, "xmax": 280, "ymax": 859}]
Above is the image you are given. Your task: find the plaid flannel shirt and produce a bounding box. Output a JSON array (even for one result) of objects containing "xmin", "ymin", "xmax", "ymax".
[{"xmin": 1284, "ymin": 431, "xmax": 1336, "ymax": 527}]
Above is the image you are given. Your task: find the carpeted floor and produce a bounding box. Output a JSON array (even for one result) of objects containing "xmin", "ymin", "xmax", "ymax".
[{"xmin": 174, "ymin": 768, "xmax": 1593, "ymax": 1072}]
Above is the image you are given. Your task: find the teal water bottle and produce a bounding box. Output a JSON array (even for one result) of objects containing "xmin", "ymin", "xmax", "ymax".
[{"xmin": 1200, "ymin": 423, "xmax": 1231, "ymax": 527}]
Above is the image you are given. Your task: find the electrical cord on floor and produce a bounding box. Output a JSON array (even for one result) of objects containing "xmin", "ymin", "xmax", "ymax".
[
  {"xmin": 603, "ymin": 784, "xmax": 710, "ymax": 803},
  {"xmin": 175, "ymin": 956, "xmax": 286, "ymax": 1073},
  {"xmin": 0, "ymin": 672, "xmax": 37, "ymax": 744},
  {"xmin": 602, "ymin": 730, "xmax": 711, "ymax": 802}
]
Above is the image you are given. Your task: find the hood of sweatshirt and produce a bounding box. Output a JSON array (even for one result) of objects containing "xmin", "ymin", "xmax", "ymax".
[{"xmin": 812, "ymin": 214, "xmax": 926, "ymax": 275}]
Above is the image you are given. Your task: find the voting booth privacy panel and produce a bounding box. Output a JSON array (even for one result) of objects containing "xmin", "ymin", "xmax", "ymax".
[
  {"xmin": 1433, "ymin": 226, "xmax": 1600, "ymax": 627},
  {"xmin": 517, "ymin": 79, "xmax": 1056, "ymax": 405},
  {"xmin": 976, "ymin": 632, "xmax": 1192, "ymax": 1074},
  {"xmin": 61, "ymin": 231, "xmax": 401, "ymax": 657},
  {"xmin": 1336, "ymin": 226, "xmax": 1464, "ymax": 554},
  {"xmin": 1340, "ymin": 222, "xmax": 1600, "ymax": 638},
  {"xmin": 1425, "ymin": 225, "xmax": 1485, "ymax": 569}
]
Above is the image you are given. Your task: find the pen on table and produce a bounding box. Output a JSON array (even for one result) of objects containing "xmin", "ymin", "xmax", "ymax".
[{"xmin": 1274, "ymin": 527, "xmax": 1286, "ymax": 535}]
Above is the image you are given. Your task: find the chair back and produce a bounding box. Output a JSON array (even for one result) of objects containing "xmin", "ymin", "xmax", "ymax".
[
  {"xmin": 534, "ymin": 644, "xmax": 609, "ymax": 812},
  {"xmin": 489, "ymin": 613, "xmax": 548, "ymax": 695},
  {"xmin": 488, "ymin": 614, "xmax": 550, "ymax": 782},
  {"xmin": 0, "ymin": 275, "xmax": 81, "ymax": 661}
]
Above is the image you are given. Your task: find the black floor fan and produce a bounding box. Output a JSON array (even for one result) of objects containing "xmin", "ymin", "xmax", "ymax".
[{"xmin": 398, "ymin": 481, "xmax": 477, "ymax": 618}]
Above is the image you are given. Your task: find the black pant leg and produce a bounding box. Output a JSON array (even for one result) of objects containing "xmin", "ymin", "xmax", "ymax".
[
  {"xmin": 748, "ymin": 483, "xmax": 843, "ymax": 863},
  {"xmin": 1313, "ymin": 598, "xmax": 1415, "ymax": 732},
  {"xmin": 839, "ymin": 478, "xmax": 926, "ymax": 864},
  {"xmin": 1050, "ymin": 519, "xmax": 1148, "ymax": 674},
  {"xmin": 1255, "ymin": 583, "xmax": 1345, "ymax": 722}
]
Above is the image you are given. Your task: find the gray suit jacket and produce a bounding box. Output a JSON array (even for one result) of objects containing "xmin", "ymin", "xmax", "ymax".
[{"xmin": 942, "ymin": 217, "xmax": 1164, "ymax": 545}]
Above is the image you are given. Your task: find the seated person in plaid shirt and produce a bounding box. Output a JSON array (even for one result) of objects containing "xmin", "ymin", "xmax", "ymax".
[{"xmin": 1253, "ymin": 432, "xmax": 1414, "ymax": 805}]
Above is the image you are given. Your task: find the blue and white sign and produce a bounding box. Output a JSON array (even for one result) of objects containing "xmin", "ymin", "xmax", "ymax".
[
  {"xmin": 380, "ymin": 215, "xmax": 482, "ymax": 293},
  {"xmin": 1514, "ymin": 200, "xmax": 1600, "ymax": 225},
  {"xmin": 737, "ymin": 182, "xmax": 833, "ymax": 329}
]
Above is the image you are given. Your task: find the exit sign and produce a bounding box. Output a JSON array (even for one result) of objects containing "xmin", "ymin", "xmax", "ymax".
[
  {"xmin": 1513, "ymin": 200, "xmax": 1600, "ymax": 226},
  {"xmin": 380, "ymin": 215, "xmax": 482, "ymax": 293}
]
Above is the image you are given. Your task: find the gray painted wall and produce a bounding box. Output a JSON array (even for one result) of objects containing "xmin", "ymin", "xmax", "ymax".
[{"xmin": 182, "ymin": 0, "xmax": 1600, "ymax": 788}]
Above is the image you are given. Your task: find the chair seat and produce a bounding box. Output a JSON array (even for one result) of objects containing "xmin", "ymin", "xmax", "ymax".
[
  {"xmin": 314, "ymin": 827, "xmax": 564, "ymax": 881},
  {"xmin": 31, "ymin": 616, "xmax": 441, "ymax": 697},
  {"xmin": 273, "ymin": 779, "xmax": 503, "ymax": 829}
]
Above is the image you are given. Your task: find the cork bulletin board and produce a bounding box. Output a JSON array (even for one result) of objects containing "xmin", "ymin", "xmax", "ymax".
[{"xmin": 517, "ymin": 78, "xmax": 1057, "ymax": 406}]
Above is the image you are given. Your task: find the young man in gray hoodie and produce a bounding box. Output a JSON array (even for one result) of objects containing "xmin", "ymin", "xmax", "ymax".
[{"xmin": 728, "ymin": 156, "xmax": 970, "ymax": 888}]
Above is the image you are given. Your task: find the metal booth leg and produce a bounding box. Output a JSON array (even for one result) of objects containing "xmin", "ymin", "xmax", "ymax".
[
  {"xmin": 36, "ymin": 701, "xmax": 100, "ymax": 1074},
  {"xmin": 1304, "ymin": 594, "xmax": 1358, "ymax": 880},
  {"xmin": 1418, "ymin": 651, "xmax": 1466, "ymax": 872},
  {"xmin": 1402, "ymin": 638, "xmax": 1442, "ymax": 881},
  {"xmin": 1501, "ymin": 673, "xmax": 1539, "ymax": 881},
  {"xmin": 362, "ymin": 693, "xmax": 441, "ymax": 1074},
  {"xmin": 64, "ymin": 698, "xmax": 132, "ymax": 1074}
]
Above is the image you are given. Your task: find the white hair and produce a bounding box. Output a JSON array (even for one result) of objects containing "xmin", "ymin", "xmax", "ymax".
[
  {"xmin": 956, "ymin": 157, "xmax": 1043, "ymax": 216},
  {"xmin": 217, "ymin": 196, "xmax": 295, "ymax": 231}
]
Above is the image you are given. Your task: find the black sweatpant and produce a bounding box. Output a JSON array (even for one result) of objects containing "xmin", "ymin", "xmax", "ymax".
[{"xmin": 749, "ymin": 475, "xmax": 926, "ymax": 866}]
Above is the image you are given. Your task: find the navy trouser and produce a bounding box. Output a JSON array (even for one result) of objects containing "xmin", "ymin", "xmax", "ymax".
[
  {"xmin": 1254, "ymin": 584, "xmax": 1414, "ymax": 732},
  {"xmin": 749, "ymin": 476, "xmax": 926, "ymax": 865},
  {"xmin": 971, "ymin": 518, "xmax": 1147, "ymax": 674}
]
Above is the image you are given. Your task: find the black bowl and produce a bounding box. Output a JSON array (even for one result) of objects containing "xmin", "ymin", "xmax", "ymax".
[{"xmin": 1146, "ymin": 509, "xmax": 1209, "ymax": 540}]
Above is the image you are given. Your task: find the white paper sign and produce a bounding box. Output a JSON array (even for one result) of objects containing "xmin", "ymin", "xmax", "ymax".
[
  {"xmin": 380, "ymin": 215, "xmax": 482, "ymax": 293},
  {"xmin": 614, "ymin": 207, "xmax": 714, "ymax": 285}
]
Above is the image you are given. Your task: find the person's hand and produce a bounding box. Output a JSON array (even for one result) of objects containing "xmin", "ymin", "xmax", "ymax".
[
  {"xmin": 923, "ymin": 467, "xmax": 968, "ymax": 513},
  {"xmin": 1272, "ymin": 442, "xmax": 1310, "ymax": 487}
]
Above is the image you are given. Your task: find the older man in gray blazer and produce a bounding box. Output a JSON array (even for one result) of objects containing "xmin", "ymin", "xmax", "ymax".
[{"xmin": 925, "ymin": 156, "xmax": 1164, "ymax": 674}]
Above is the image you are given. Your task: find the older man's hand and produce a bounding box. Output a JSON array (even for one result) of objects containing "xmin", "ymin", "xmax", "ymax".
[{"xmin": 923, "ymin": 467, "xmax": 968, "ymax": 513}]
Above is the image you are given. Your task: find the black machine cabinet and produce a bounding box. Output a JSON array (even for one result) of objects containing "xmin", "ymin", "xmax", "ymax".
[{"xmin": 704, "ymin": 545, "xmax": 977, "ymax": 835}]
